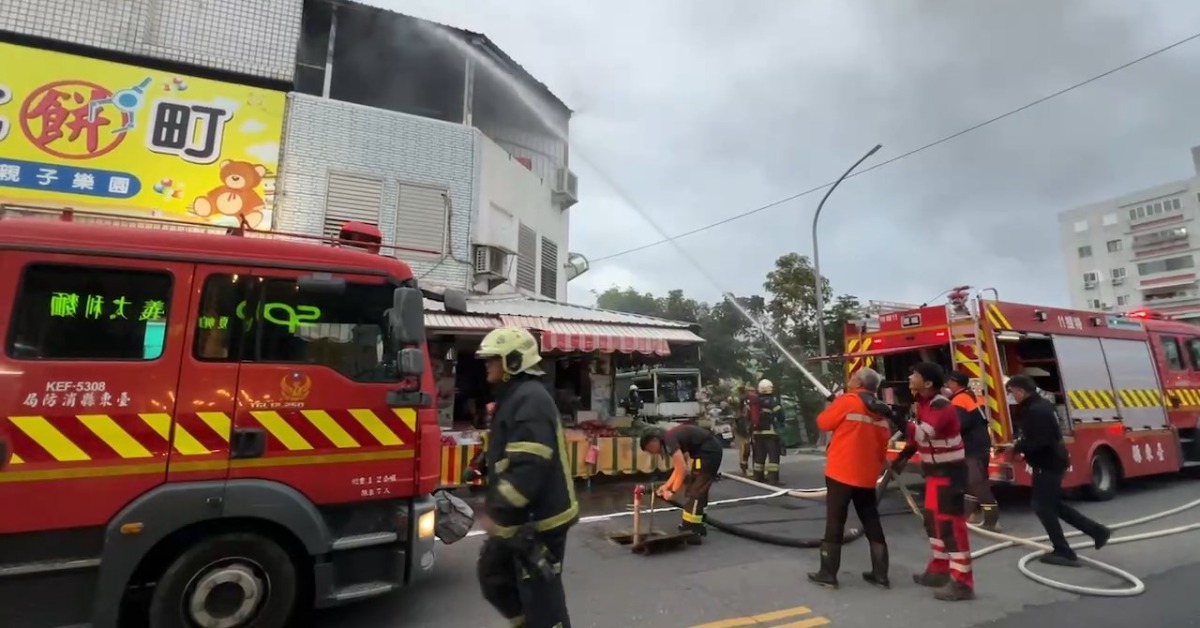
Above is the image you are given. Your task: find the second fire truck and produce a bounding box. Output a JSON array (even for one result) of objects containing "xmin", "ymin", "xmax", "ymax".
[{"xmin": 837, "ymin": 287, "xmax": 1200, "ymax": 499}]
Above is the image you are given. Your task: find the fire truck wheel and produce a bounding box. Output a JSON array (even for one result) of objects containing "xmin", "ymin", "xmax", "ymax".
[
  {"xmin": 1083, "ymin": 449, "xmax": 1119, "ymax": 502},
  {"xmin": 148, "ymin": 532, "xmax": 298, "ymax": 628}
]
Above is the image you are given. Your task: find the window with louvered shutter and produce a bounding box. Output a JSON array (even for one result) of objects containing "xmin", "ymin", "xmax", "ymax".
[
  {"xmin": 395, "ymin": 183, "xmax": 448, "ymax": 257},
  {"xmin": 540, "ymin": 237, "xmax": 558, "ymax": 300},
  {"xmin": 322, "ymin": 172, "xmax": 384, "ymax": 238},
  {"xmin": 516, "ymin": 223, "xmax": 537, "ymax": 292}
]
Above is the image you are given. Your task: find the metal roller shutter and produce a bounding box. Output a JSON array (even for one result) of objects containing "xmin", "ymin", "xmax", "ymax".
[{"xmin": 323, "ymin": 172, "xmax": 383, "ymax": 238}]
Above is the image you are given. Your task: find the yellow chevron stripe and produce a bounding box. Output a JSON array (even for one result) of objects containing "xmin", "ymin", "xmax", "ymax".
[
  {"xmin": 10, "ymin": 454, "xmax": 24, "ymax": 464},
  {"xmin": 301, "ymin": 410, "xmax": 360, "ymax": 449},
  {"xmin": 196, "ymin": 412, "xmax": 232, "ymax": 442},
  {"xmin": 393, "ymin": 408, "xmax": 418, "ymax": 433},
  {"xmin": 1067, "ymin": 390, "xmax": 1093, "ymax": 410},
  {"xmin": 78, "ymin": 414, "xmax": 153, "ymax": 459},
  {"xmin": 986, "ymin": 303, "xmax": 1013, "ymax": 330},
  {"xmin": 251, "ymin": 411, "xmax": 314, "ymax": 451},
  {"xmin": 140, "ymin": 413, "xmax": 212, "ymax": 456},
  {"xmin": 349, "ymin": 409, "xmax": 403, "ymax": 446},
  {"xmin": 9, "ymin": 416, "xmax": 90, "ymax": 462}
]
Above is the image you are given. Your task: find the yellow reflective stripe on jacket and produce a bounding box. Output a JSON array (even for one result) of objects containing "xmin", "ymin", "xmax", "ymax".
[
  {"xmin": 682, "ymin": 510, "xmax": 704, "ymax": 524},
  {"xmin": 506, "ymin": 441, "xmax": 554, "ymax": 459},
  {"xmin": 494, "ymin": 458, "xmax": 510, "ymax": 473},
  {"xmin": 496, "ymin": 479, "xmax": 530, "ymax": 508}
]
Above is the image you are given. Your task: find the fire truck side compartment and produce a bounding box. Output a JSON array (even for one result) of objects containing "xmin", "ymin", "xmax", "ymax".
[
  {"xmin": 1051, "ymin": 335, "xmax": 1121, "ymax": 426},
  {"xmin": 1101, "ymin": 338, "xmax": 1170, "ymax": 431}
]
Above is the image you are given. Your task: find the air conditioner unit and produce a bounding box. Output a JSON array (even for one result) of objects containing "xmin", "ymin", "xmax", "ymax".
[
  {"xmin": 473, "ymin": 245, "xmax": 511, "ymax": 291},
  {"xmin": 1084, "ymin": 281, "xmax": 1097, "ymax": 289},
  {"xmin": 552, "ymin": 167, "xmax": 579, "ymax": 209},
  {"xmin": 1111, "ymin": 276, "xmax": 1125, "ymax": 285}
]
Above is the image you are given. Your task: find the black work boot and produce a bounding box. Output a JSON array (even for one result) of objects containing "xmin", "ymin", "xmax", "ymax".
[
  {"xmin": 806, "ymin": 542, "xmax": 842, "ymax": 589},
  {"xmin": 1039, "ymin": 552, "xmax": 1081, "ymax": 568},
  {"xmin": 861, "ymin": 542, "xmax": 890, "ymax": 589},
  {"xmin": 678, "ymin": 523, "xmax": 704, "ymax": 545},
  {"xmin": 965, "ymin": 496, "xmax": 983, "ymax": 526},
  {"xmin": 913, "ymin": 570, "xmax": 950, "ymax": 588},
  {"xmin": 933, "ymin": 579, "xmax": 976, "ymax": 601},
  {"xmin": 980, "ymin": 504, "xmax": 1001, "ymax": 532},
  {"xmin": 766, "ymin": 471, "xmax": 780, "ymax": 485}
]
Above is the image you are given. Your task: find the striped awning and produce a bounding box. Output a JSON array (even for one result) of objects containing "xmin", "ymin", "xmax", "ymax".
[
  {"xmin": 425, "ymin": 313, "xmax": 500, "ymax": 330},
  {"xmin": 539, "ymin": 322, "xmax": 704, "ymax": 355}
]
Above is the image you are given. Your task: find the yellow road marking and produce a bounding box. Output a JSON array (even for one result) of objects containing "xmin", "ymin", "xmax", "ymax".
[
  {"xmin": 690, "ymin": 606, "xmax": 820, "ymax": 628},
  {"xmin": 301, "ymin": 409, "xmax": 360, "ymax": 448},
  {"xmin": 251, "ymin": 411, "xmax": 314, "ymax": 451},
  {"xmin": 78, "ymin": 414, "xmax": 153, "ymax": 459},
  {"xmin": 10, "ymin": 416, "xmax": 90, "ymax": 462},
  {"xmin": 349, "ymin": 409, "xmax": 403, "ymax": 446}
]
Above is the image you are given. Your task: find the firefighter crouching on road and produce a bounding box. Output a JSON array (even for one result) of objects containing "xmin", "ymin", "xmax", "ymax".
[
  {"xmin": 474, "ymin": 327, "xmax": 579, "ymax": 628},
  {"xmin": 640, "ymin": 423, "xmax": 724, "ymax": 544},
  {"xmin": 945, "ymin": 371, "xmax": 1000, "ymax": 530},
  {"xmin": 808, "ymin": 367, "xmax": 894, "ymax": 589},
  {"xmin": 751, "ymin": 379, "xmax": 784, "ymax": 484},
  {"xmin": 891, "ymin": 362, "xmax": 976, "ymax": 602}
]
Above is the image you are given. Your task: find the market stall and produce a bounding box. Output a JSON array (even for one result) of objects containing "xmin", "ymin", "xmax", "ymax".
[{"xmin": 424, "ymin": 294, "xmax": 704, "ymax": 488}]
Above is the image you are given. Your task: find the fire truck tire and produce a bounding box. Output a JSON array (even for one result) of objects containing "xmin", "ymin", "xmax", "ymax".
[
  {"xmin": 148, "ymin": 532, "xmax": 298, "ymax": 628},
  {"xmin": 1083, "ymin": 449, "xmax": 1119, "ymax": 502}
]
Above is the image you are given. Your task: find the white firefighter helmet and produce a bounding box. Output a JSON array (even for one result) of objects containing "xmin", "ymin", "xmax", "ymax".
[
  {"xmin": 757, "ymin": 379, "xmax": 774, "ymax": 394},
  {"xmin": 476, "ymin": 327, "xmax": 544, "ymax": 376},
  {"xmin": 630, "ymin": 384, "xmax": 639, "ymax": 391}
]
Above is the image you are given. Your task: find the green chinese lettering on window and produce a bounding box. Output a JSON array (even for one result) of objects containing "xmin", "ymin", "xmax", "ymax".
[
  {"xmin": 50, "ymin": 292, "xmax": 79, "ymax": 317},
  {"xmin": 140, "ymin": 299, "xmax": 167, "ymax": 321},
  {"xmin": 85, "ymin": 294, "xmax": 105, "ymax": 319},
  {"xmin": 110, "ymin": 296, "xmax": 131, "ymax": 320}
]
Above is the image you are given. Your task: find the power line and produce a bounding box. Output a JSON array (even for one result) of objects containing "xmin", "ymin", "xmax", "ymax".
[{"xmin": 589, "ymin": 29, "xmax": 1200, "ymax": 265}]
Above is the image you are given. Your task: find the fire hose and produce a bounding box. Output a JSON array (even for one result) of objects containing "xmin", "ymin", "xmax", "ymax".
[
  {"xmin": 889, "ymin": 480, "xmax": 1200, "ymax": 597},
  {"xmin": 706, "ymin": 465, "xmax": 1200, "ymax": 596}
]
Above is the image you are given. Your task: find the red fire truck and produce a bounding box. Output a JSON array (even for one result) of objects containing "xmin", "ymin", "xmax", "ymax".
[
  {"xmin": 0, "ymin": 209, "xmax": 466, "ymax": 628},
  {"xmin": 839, "ymin": 287, "xmax": 1200, "ymax": 499}
]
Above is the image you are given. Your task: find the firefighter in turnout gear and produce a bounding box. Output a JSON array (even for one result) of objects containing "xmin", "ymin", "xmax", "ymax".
[
  {"xmin": 734, "ymin": 384, "xmax": 754, "ymax": 474},
  {"xmin": 751, "ymin": 379, "xmax": 785, "ymax": 484},
  {"xmin": 640, "ymin": 424, "xmax": 724, "ymax": 544},
  {"xmin": 474, "ymin": 327, "xmax": 578, "ymax": 628},
  {"xmin": 891, "ymin": 362, "xmax": 975, "ymax": 602}
]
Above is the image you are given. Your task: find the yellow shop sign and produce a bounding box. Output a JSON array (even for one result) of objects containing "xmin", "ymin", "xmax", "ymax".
[{"xmin": 0, "ymin": 42, "xmax": 286, "ymax": 230}]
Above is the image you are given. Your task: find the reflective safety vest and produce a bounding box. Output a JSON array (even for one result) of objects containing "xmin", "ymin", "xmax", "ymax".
[{"xmin": 909, "ymin": 394, "xmax": 966, "ymax": 471}]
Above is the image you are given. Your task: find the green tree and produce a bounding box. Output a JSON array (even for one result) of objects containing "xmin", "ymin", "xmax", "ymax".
[{"xmin": 595, "ymin": 287, "xmax": 660, "ymax": 317}]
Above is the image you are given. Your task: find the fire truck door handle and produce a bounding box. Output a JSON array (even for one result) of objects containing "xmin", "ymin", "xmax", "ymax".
[{"xmin": 230, "ymin": 428, "xmax": 267, "ymax": 459}]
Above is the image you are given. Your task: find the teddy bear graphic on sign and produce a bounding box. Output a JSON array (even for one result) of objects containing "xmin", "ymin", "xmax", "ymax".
[{"xmin": 191, "ymin": 160, "xmax": 268, "ymax": 230}]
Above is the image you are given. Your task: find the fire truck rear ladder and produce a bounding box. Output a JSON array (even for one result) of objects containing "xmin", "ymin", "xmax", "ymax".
[{"xmin": 948, "ymin": 299, "xmax": 994, "ymax": 427}]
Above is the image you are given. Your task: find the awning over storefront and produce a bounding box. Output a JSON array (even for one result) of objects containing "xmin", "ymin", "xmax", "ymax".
[
  {"xmin": 540, "ymin": 322, "xmax": 704, "ymax": 355},
  {"xmin": 425, "ymin": 312, "xmax": 500, "ymax": 330}
]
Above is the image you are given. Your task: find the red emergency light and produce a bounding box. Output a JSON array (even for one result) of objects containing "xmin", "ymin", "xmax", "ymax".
[
  {"xmin": 337, "ymin": 221, "xmax": 383, "ymax": 255},
  {"xmin": 1126, "ymin": 308, "xmax": 1166, "ymax": 320}
]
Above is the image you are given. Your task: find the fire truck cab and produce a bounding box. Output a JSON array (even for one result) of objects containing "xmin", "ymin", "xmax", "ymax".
[
  {"xmin": 839, "ymin": 288, "xmax": 1200, "ymax": 500},
  {"xmin": 0, "ymin": 211, "xmax": 466, "ymax": 628}
]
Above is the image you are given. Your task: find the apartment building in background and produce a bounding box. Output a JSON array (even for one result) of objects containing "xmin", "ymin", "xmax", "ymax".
[{"xmin": 1058, "ymin": 146, "xmax": 1200, "ymax": 323}]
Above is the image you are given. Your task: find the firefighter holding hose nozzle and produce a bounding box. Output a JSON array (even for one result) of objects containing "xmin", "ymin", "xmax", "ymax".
[
  {"xmin": 751, "ymin": 379, "xmax": 785, "ymax": 484},
  {"xmin": 891, "ymin": 362, "xmax": 976, "ymax": 602},
  {"xmin": 473, "ymin": 327, "xmax": 578, "ymax": 628},
  {"xmin": 808, "ymin": 367, "xmax": 894, "ymax": 589}
]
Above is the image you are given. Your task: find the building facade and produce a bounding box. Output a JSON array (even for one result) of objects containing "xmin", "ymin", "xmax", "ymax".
[
  {"xmin": 3, "ymin": 0, "xmax": 582, "ymax": 296},
  {"xmin": 1058, "ymin": 149, "xmax": 1200, "ymax": 323}
]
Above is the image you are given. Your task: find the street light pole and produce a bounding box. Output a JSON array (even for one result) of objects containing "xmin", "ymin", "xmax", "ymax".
[{"xmin": 812, "ymin": 143, "xmax": 882, "ymax": 376}]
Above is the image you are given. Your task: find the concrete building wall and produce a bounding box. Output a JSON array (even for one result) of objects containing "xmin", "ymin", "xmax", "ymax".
[
  {"xmin": 275, "ymin": 93, "xmax": 477, "ymax": 289},
  {"xmin": 476, "ymin": 135, "xmax": 568, "ymax": 299},
  {"xmin": 0, "ymin": 0, "xmax": 302, "ymax": 81}
]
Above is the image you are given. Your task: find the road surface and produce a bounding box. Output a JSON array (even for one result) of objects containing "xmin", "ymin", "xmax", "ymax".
[{"xmin": 314, "ymin": 454, "xmax": 1200, "ymax": 628}]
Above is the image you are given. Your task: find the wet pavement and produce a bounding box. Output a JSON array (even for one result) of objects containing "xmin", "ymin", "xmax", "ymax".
[{"xmin": 314, "ymin": 455, "xmax": 1200, "ymax": 628}]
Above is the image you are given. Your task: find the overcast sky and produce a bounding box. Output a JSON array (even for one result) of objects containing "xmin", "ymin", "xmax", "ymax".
[{"xmin": 381, "ymin": 0, "xmax": 1200, "ymax": 310}]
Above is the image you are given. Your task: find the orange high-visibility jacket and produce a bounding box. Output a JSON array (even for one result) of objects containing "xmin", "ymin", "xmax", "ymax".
[{"xmin": 817, "ymin": 388, "xmax": 893, "ymax": 488}]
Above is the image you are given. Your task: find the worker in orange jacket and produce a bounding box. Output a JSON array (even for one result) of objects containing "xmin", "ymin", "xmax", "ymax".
[
  {"xmin": 807, "ymin": 367, "xmax": 894, "ymax": 589},
  {"xmin": 946, "ymin": 371, "xmax": 1000, "ymax": 530}
]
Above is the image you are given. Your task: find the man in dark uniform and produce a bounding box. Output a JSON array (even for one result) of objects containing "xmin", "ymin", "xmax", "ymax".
[
  {"xmin": 751, "ymin": 379, "xmax": 785, "ymax": 484},
  {"xmin": 474, "ymin": 327, "xmax": 578, "ymax": 628},
  {"xmin": 1007, "ymin": 375, "xmax": 1111, "ymax": 567},
  {"xmin": 640, "ymin": 423, "xmax": 724, "ymax": 544}
]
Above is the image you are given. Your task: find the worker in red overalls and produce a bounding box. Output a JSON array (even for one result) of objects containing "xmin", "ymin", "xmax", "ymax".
[{"xmin": 891, "ymin": 362, "xmax": 975, "ymax": 602}]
